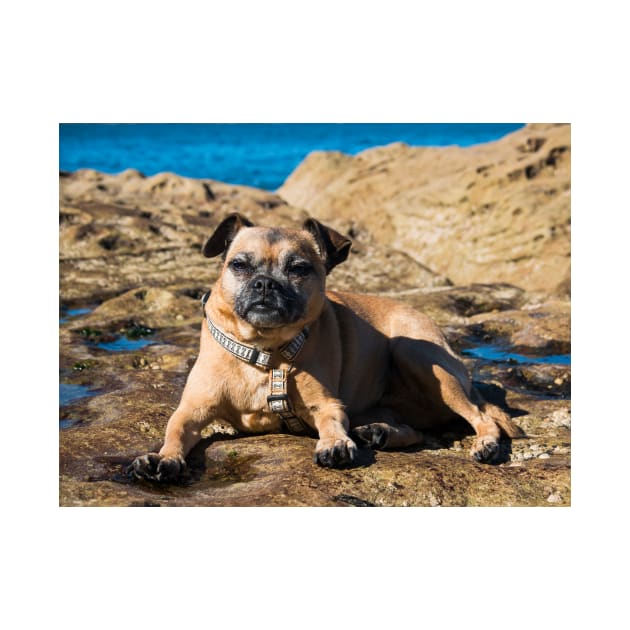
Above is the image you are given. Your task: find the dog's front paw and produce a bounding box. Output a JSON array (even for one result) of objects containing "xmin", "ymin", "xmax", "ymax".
[
  {"xmin": 470, "ymin": 436, "xmax": 500, "ymax": 463},
  {"xmin": 131, "ymin": 452, "xmax": 186, "ymax": 482},
  {"xmin": 314, "ymin": 437, "xmax": 358, "ymax": 468}
]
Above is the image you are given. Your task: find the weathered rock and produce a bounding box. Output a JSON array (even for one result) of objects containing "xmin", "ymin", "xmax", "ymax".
[
  {"xmin": 60, "ymin": 430, "xmax": 570, "ymax": 507},
  {"xmin": 60, "ymin": 170, "xmax": 449, "ymax": 304},
  {"xmin": 384, "ymin": 283, "xmax": 528, "ymax": 327},
  {"xmin": 278, "ymin": 123, "xmax": 570, "ymax": 295},
  {"xmin": 78, "ymin": 287, "xmax": 201, "ymax": 329},
  {"xmin": 464, "ymin": 298, "xmax": 571, "ymax": 353}
]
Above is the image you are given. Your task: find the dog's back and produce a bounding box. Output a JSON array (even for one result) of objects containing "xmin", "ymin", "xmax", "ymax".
[{"xmin": 327, "ymin": 290, "xmax": 453, "ymax": 348}]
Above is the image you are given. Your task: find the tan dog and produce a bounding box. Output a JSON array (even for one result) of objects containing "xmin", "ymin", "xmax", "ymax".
[{"xmin": 132, "ymin": 214, "xmax": 523, "ymax": 480}]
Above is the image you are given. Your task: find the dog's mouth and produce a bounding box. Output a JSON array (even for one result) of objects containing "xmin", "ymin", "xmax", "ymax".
[
  {"xmin": 240, "ymin": 300, "xmax": 292, "ymax": 328},
  {"xmin": 234, "ymin": 280, "xmax": 307, "ymax": 330}
]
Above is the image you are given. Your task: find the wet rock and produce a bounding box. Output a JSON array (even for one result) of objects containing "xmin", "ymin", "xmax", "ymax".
[
  {"xmin": 466, "ymin": 298, "xmax": 571, "ymax": 353},
  {"xmin": 468, "ymin": 362, "xmax": 570, "ymax": 399}
]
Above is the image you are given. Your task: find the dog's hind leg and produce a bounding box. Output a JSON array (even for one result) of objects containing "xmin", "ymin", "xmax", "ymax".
[
  {"xmin": 429, "ymin": 363, "xmax": 503, "ymax": 461},
  {"xmin": 389, "ymin": 337, "xmax": 520, "ymax": 463}
]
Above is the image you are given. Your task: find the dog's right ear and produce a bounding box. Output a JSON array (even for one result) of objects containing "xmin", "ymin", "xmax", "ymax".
[{"xmin": 202, "ymin": 213, "xmax": 254, "ymax": 258}]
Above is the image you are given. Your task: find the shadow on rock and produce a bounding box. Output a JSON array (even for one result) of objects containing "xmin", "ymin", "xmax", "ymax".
[
  {"xmin": 404, "ymin": 414, "xmax": 517, "ymax": 465},
  {"xmin": 348, "ymin": 446, "xmax": 377, "ymax": 468}
]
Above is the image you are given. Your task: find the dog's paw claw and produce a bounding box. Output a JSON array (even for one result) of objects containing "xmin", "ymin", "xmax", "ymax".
[
  {"xmin": 471, "ymin": 437, "xmax": 500, "ymax": 463},
  {"xmin": 314, "ymin": 438, "xmax": 357, "ymax": 468},
  {"xmin": 132, "ymin": 453, "xmax": 186, "ymax": 481}
]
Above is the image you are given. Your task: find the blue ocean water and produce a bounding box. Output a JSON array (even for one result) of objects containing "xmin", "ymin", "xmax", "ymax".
[{"xmin": 59, "ymin": 123, "xmax": 524, "ymax": 191}]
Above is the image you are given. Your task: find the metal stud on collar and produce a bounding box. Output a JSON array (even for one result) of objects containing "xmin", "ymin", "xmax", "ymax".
[
  {"xmin": 267, "ymin": 369, "xmax": 309, "ymax": 433},
  {"xmin": 206, "ymin": 317, "xmax": 274, "ymax": 369}
]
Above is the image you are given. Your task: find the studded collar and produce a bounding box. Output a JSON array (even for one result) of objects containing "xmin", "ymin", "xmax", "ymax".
[{"xmin": 205, "ymin": 316, "xmax": 308, "ymax": 370}]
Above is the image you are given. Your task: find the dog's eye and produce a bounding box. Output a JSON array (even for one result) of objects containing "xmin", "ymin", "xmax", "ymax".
[
  {"xmin": 229, "ymin": 259, "xmax": 251, "ymax": 273},
  {"xmin": 288, "ymin": 262, "xmax": 313, "ymax": 277}
]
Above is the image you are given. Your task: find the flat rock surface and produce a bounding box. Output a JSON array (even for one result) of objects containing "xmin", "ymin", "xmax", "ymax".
[{"xmin": 59, "ymin": 131, "xmax": 570, "ymax": 507}]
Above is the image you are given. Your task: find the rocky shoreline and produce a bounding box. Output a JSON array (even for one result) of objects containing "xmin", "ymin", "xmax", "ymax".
[{"xmin": 59, "ymin": 123, "xmax": 570, "ymax": 506}]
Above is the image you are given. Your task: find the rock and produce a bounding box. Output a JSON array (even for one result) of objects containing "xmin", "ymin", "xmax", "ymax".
[
  {"xmin": 547, "ymin": 493, "xmax": 563, "ymax": 504},
  {"xmin": 389, "ymin": 283, "xmax": 526, "ymax": 327},
  {"xmin": 278, "ymin": 123, "xmax": 570, "ymax": 294},
  {"xmin": 548, "ymin": 409, "xmax": 571, "ymax": 428},
  {"xmin": 60, "ymin": 428, "xmax": 570, "ymax": 506},
  {"xmin": 466, "ymin": 298, "xmax": 571, "ymax": 353},
  {"xmin": 83, "ymin": 287, "xmax": 200, "ymax": 329},
  {"xmin": 60, "ymin": 170, "xmax": 449, "ymax": 303}
]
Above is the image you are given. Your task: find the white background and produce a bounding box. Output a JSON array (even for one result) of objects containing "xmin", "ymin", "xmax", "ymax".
[{"xmin": 2, "ymin": 1, "xmax": 627, "ymax": 628}]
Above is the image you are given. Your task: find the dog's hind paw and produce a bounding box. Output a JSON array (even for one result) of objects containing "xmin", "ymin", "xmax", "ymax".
[
  {"xmin": 131, "ymin": 452, "xmax": 186, "ymax": 482},
  {"xmin": 314, "ymin": 437, "xmax": 358, "ymax": 468},
  {"xmin": 352, "ymin": 424, "xmax": 389, "ymax": 449},
  {"xmin": 470, "ymin": 436, "xmax": 500, "ymax": 463}
]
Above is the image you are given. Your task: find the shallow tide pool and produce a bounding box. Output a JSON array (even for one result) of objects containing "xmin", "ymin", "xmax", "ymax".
[
  {"xmin": 93, "ymin": 335, "xmax": 157, "ymax": 352},
  {"xmin": 59, "ymin": 383, "xmax": 95, "ymax": 406},
  {"xmin": 462, "ymin": 344, "xmax": 570, "ymax": 365},
  {"xmin": 59, "ymin": 307, "xmax": 95, "ymax": 324}
]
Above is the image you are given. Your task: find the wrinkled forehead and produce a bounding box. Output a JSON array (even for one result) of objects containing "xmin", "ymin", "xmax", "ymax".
[{"xmin": 228, "ymin": 226, "xmax": 318, "ymax": 263}]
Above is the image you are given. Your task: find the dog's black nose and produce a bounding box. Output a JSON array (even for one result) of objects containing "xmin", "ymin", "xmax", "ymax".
[{"xmin": 252, "ymin": 275, "xmax": 280, "ymax": 294}]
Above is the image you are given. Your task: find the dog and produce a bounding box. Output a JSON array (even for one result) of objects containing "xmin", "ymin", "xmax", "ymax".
[{"xmin": 132, "ymin": 213, "xmax": 523, "ymax": 481}]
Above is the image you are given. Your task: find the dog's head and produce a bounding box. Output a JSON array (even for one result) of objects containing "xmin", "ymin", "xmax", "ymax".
[{"xmin": 202, "ymin": 213, "xmax": 351, "ymax": 331}]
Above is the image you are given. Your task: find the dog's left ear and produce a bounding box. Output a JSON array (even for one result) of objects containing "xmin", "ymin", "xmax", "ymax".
[
  {"xmin": 302, "ymin": 218, "xmax": 352, "ymax": 273},
  {"xmin": 202, "ymin": 213, "xmax": 254, "ymax": 258}
]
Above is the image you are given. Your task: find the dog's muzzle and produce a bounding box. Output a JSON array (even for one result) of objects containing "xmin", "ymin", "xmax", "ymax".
[{"xmin": 237, "ymin": 275, "xmax": 303, "ymax": 327}]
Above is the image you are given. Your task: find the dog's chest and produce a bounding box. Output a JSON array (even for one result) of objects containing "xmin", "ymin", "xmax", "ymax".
[
  {"xmin": 239, "ymin": 409, "xmax": 283, "ymax": 433},
  {"xmin": 227, "ymin": 366, "xmax": 283, "ymax": 433}
]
